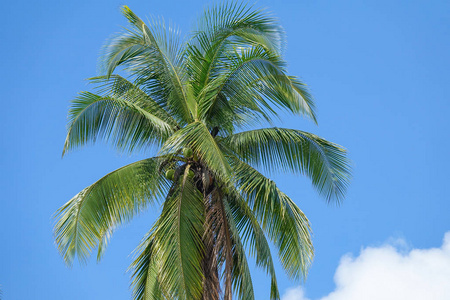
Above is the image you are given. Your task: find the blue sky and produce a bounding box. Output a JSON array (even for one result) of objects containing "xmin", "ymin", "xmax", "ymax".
[{"xmin": 1, "ymin": 0, "xmax": 449, "ymax": 299}]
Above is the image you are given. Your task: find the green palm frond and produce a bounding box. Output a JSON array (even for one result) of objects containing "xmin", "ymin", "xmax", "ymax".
[
  {"xmin": 62, "ymin": 92, "xmax": 174, "ymax": 155},
  {"xmin": 195, "ymin": 2, "xmax": 284, "ymax": 52},
  {"xmin": 54, "ymin": 157, "xmax": 167, "ymax": 265},
  {"xmin": 89, "ymin": 75, "xmax": 179, "ymax": 128},
  {"xmin": 159, "ymin": 121, "xmax": 232, "ymax": 180},
  {"xmin": 197, "ymin": 45, "xmax": 316, "ymax": 129},
  {"xmin": 227, "ymin": 193, "xmax": 280, "ymax": 299},
  {"xmin": 151, "ymin": 174, "xmax": 205, "ymax": 299},
  {"xmin": 225, "ymin": 128, "xmax": 351, "ymax": 202},
  {"xmin": 196, "ymin": 45, "xmax": 283, "ymax": 121},
  {"xmin": 189, "ymin": 2, "xmax": 284, "ymax": 93},
  {"xmin": 101, "ymin": 6, "xmax": 195, "ymax": 124},
  {"xmin": 129, "ymin": 230, "xmax": 165, "ymax": 300},
  {"xmin": 222, "ymin": 198, "xmax": 255, "ymax": 300},
  {"xmin": 223, "ymin": 46, "xmax": 316, "ymax": 121},
  {"xmin": 231, "ymin": 158, "xmax": 313, "ymax": 279}
]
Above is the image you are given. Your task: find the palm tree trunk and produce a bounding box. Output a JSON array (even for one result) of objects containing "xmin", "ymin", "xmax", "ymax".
[
  {"xmin": 217, "ymin": 195, "xmax": 233, "ymax": 300},
  {"xmin": 202, "ymin": 193, "xmax": 221, "ymax": 300},
  {"xmin": 201, "ymin": 192, "xmax": 233, "ymax": 299},
  {"xmin": 199, "ymin": 168, "xmax": 233, "ymax": 300}
]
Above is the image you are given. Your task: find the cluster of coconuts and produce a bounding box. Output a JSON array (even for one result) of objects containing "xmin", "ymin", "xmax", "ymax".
[{"xmin": 165, "ymin": 147, "xmax": 195, "ymax": 180}]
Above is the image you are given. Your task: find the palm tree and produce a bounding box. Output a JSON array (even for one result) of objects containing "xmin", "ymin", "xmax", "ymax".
[{"xmin": 54, "ymin": 3, "xmax": 351, "ymax": 300}]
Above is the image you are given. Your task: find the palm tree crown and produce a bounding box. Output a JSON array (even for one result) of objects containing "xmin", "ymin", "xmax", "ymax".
[{"xmin": 54, "ymin": 3, "xmax": 351, "ymax": 300}]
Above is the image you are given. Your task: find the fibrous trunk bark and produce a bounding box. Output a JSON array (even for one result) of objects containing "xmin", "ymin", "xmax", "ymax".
[{"xmin": 200, "ymin": 168, "xmax": 233, "ymax": 300}]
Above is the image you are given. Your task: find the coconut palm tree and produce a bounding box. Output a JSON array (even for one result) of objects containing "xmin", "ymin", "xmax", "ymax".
[{"xmin": 54, "ymin": 3, "xmax": 351, "ymax": 300}]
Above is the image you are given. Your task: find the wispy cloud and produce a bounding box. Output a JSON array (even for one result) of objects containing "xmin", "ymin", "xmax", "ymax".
[{"xmin": 282, "ymin": 231, "xmax": 450, "ymax": 300}]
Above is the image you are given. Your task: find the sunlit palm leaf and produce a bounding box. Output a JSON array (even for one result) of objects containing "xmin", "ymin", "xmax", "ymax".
[
  {"xmin": 54, "ymin": 157, "xmax": 167, "ymax": 265},
  {"xmin": 151, "ymin": 175, "xmax": 205, "ymax": 299},
  {"xmin": 89, "ymin": 75, "xmax": 179, "ymax": 128},
  {"xmin": 101, "ymin": 6, "xmax": 195, "ymax": 124},
  {"xmin": 226, "ymin": 128, "xmax": 351, "ymax": 202},
  {"xmin": 227, "ymin": 192, "xmax": 280, "ymax": 299},
  {"xmin": 230, "ymin": 158, "xmax": 313, "ymax": 279},
  {"xmin": 189, "ymin": 2, "xmax": 284, "ymax": 94},
  {"xmin": 129, "ymin": 230, "xmax": 165, "ymax": 300},
  {"xmin": 197, "ymin": 46, "xmax": 316, "ymax": 128},
  {"xmin": 62, "ymin": 92, "xmax": 174, "ymax": 155}
]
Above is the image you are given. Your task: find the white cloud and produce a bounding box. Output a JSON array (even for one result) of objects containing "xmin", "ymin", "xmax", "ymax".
[
  {"xmin": 282, "ymin": 231, "xmax": 450, "ymax": 300},
  {"xmin": 282, "ymin": 286, "xmax": 310, "ymax": 300}
]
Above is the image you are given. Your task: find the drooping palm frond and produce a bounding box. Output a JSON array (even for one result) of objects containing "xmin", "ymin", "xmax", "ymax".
[
  {"xmin": 196, "ymin": 45, "xmax": 316, "ymax": 133},
  {"xmin": 230, "ymin": 158, "xmax": 313, "ymax": 279},
  {"xmin": 197, "ymin": 46, "xmax": 284, "ymax": 121},
  {"xmin": 226, "ymin": 192, "xmax": 280, "ymax": 299},
  {"xmin": 54, "ymin": 157, "xmax": 168, "ymax": 265},
  {"xmin": 222, "ymin": 198, "xmax": 255, "ymax": 300},
  {"xmin": 225, "ymin": 128, "xmax": 351, "ymax": 202},
  {"xmin": 129, "ymin": 231, "xmax": 165, "ymax": 300},
  {"xmin": 150, "ymin": 174, "xmax": 205, "ymax": 300},
  {"xmin": 89, "ymin": 75, "xmax": 179, "ymax": 128},
  {"xmin": 62, "ymin": 92, "xmax": 174, "ymax": 156}
]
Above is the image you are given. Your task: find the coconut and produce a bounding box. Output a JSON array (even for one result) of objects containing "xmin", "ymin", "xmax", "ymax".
[
  {"xmin": 183, "ymin": 147, "xmax": 193, "ymax": 158},
  {"xmin": 188, "ymin": 170, "xmax": 195, "ymax": 178},
  {"xmin": 193, "ymin": 152, "xmax": 199, "ymax": 161},
  {"xmin": 165, "ymin": 169, "xmax": 175, "ymax": 180}
]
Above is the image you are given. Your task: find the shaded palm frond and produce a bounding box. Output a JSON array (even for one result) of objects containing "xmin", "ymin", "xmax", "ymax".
[{"xmin": 222, "ymin": 46, "xmax": 316, "ymax": 121}]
